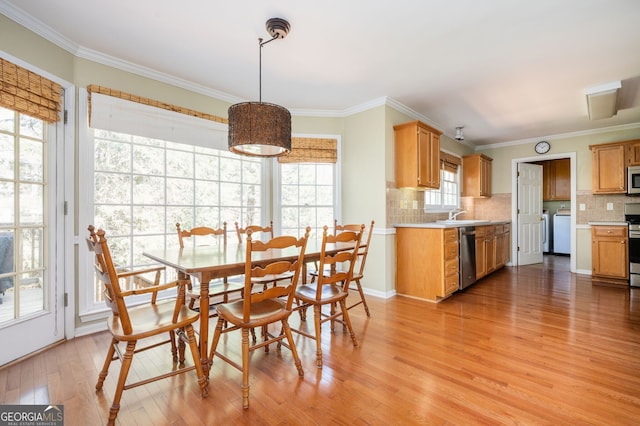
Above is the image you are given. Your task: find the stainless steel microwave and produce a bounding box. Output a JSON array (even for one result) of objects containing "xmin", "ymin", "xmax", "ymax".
[{"xmin": 629, "ymin": 166, "xmax": 640, "ymax": 194}]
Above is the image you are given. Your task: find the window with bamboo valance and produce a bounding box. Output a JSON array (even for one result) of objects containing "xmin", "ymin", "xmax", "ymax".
[
  {"xmin": 440, "ymin": 151, "xmax": 461, "ymax": 173},
  {"xmin": 0, "ymin": 57, "xmax": 62, "ymax": 123},
  {"xmin": 277, "ymin": 137, "xmax": 337, "ymax": 164}
]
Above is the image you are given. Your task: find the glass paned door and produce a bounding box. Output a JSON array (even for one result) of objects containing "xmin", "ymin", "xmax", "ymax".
[{"xmin": 0, "ymin": 106, "xmax": 65, "ymax": 365}]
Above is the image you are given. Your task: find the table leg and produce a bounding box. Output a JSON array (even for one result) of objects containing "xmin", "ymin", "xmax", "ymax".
[{"xmin": 198, "ymin": 276, "xmax": 210, "ymax": 378}]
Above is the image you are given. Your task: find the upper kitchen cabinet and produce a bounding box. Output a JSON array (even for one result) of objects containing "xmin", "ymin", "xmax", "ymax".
[
  {"xmin": 542, "ymin": 158, "xmax": 570, "ymax": 201},
  {"xmin": 590, "ymin": 143, "xmax": 626, "ymax": 194},
  {"xmin": 394, "ymin": 121, "xmax": 441, "ymax": 189},
  {"xmin": 462, "ymin": 154, "xmax": 493, "ymax": 197},
  {"xmin": 626, "ymin": 139, "xmax": 640, "ymax": 166}
]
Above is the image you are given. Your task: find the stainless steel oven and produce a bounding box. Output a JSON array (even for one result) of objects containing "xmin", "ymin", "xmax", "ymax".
[{"xmin": 624, "ymin": 203, "xmax": 640, "ymax": 287}]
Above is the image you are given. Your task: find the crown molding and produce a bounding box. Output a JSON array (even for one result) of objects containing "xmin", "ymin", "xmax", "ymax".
[{"xmin": 476, "ymin": 122, "xmax": 640, "ymax": 151}]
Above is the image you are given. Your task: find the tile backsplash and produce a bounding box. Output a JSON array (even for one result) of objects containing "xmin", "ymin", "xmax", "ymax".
[{"xmin": 386, "ymin": 184, "xmax": 633, "ymax": 227}]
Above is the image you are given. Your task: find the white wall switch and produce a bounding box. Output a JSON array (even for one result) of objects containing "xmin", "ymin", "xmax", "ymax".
[
  {"xmin": 607, "ymin": 202, "xmax": 614, "ymax": 210},
  {"xmin": 412, "ymin": 200, "xmax": 418, "ymax": 209},
  {"xmin": 400, "ymin": 199, "xmax": 407, "ymax": 209},
  {"xmin": 579, "ymin": 203, "xmax": 586, "ymax": 211}
]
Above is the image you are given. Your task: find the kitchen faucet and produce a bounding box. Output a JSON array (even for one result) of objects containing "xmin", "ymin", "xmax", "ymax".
[{"xmin": 448, "ymin": 208, "xmax": 467, "ymax": 221}]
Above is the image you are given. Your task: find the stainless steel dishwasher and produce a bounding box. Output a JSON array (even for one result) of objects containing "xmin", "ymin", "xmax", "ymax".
[{"xmin": 459, "ymin": 226, "xmax": 477, "ymax": 289}]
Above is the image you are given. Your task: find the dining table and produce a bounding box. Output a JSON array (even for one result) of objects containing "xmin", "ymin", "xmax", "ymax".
[{"xmin": 143, "ymin": 238, "xmax": 357, "ymax": 378}]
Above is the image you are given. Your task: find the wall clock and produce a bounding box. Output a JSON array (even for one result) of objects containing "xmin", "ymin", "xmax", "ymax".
[{"xmin": 535, "ymin": 140, "xmax": 550, "ymax": 154}]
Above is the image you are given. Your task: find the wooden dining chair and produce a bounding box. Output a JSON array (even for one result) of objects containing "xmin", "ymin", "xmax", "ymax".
[
  {"xmin": 292, "ymin": 224, "xmax": 364, "ymax": 368},
  {"xmin": 308, "ymin": 220, "xmax": 374, "ymax": 317},
  {"xmin": 87, "ymin": 226, "xmax": 207, "ymax": 426},
  {"xmin": 176, "ymin": 222, "xmax": 244, "ymax": 313},
  {"xmin": 208, "ymin": 227, "xmax": 310, "ymax": 409}
]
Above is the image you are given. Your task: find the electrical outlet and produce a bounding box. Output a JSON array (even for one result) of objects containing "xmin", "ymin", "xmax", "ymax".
[
  {"xmin": 560, "ymin": 204, "xmax": 566, "ymax": 209},
  {"xmin": 400, "ymin": 199, "xmax": 407, "ymax": 209},
  {"xmin": 607, "ymin": 202, "xmax": 614, "ymax": 210},
  {"xmin": 412, "ymin": 200, "xmax": 418, "ymax": 209},
  {"xmin": 579, "ymin": 203, "xmax": 586, "ymax": 211}
]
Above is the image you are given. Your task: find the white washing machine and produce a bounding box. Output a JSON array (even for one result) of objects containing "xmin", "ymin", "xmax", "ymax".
[{"xmin": 553, "ymin": 213, "xmax": 571, "ymax": 254}]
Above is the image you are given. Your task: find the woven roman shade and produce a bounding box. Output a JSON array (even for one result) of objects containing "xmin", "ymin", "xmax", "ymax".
[
  {"xmin": 86, "ymin": 84, "xmax": 227, "ymax": 126},
  {"xmin": 277, "ymin": 137, "xmax": 337, "ymax": 164},
  {"xmin": 441, "ymin": 152, "xmax": 461, "ymax": 173},
  {"xmin": 0, "ymin": 58, "xmax": 62, "ymax": 123}
]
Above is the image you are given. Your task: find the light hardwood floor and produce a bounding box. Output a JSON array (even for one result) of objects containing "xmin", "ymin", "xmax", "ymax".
[{"xmin": 1, "ymin": 256, "xmax": 639, "ymax": 425}]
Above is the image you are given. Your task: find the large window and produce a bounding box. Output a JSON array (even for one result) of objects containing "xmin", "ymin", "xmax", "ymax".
[
  {"xmin": 88, "ymin": 129, "xmax": 264, "ymax": 307},
  {"xmin": 279, "ymin": 162, "xmax": 336, "ymax": 240}
]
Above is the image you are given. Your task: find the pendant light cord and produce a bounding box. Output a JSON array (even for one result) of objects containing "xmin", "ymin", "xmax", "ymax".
[{"xmin": 258, "ymin": 36, "xmax": 280, "ymax": 103}]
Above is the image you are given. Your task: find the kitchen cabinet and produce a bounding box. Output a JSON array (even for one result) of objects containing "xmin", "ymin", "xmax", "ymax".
[
  {"xmin": 476, "ymin": 224, "xmax": 503, "ymax": 280},
  {"xmin": 542, "ymin": 159, "xmax": 570, "ymax": 201},
  {"xmin": 394, "ymin": 120, "xmax": 441, "ymax": 189},
  {"xmin": 495, "ymin": 223, "xmax": 511, "ymax": 268},
  {"xmin": 396, "ymin": 227, "xmax": 459, "ymax": 301},
  {"xmin": 590, "ymin": 143, "xmax": 626, "ymax": 194},
  {"xmin": 626, "ymin": 139, "xmax": 640, "ymax": 166},
  {"xmin": 462, "ymin": 154, "xmax": 492, "ymax": 197},
  {"xmin": 591, "ymin": 225, "xmax": 628, "ymax": 283}
]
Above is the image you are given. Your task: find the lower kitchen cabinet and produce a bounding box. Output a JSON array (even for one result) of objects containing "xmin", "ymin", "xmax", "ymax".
[
  {"xmin": 396, "ymin": 227, "xmax": 459, "ymax": 301},
  {"xmin": 476, "ymin": 223, "xmax": 510, "ymax": 280},
  {"xmin": 591, "ymin": 225, "xmax": 629, "ymax": 283},
  {"xmin": 476, "ymin": 225, "xmax": 496, "ymax": 280}
]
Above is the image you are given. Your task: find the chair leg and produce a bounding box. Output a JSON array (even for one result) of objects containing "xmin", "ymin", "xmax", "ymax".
[
  {"xmin": 339, "ymin": 299, "xmax": 358, "ymax": 347},
  {"xmin": 169, "ymin": 330, "xmax": 178, "ymax": 362},
  {"xmin": 208, "ymin": 317, "xmax": 226, "ymax": 362},
  {"xmin": 313, "ymin": 304, "xmax": 323, "ymax": 368},
  {"xmin": 96, "ymin": 338, "xmax": 117, "ymax": 391},
  {"xmin": 107, "ymin": 340, "xmax": 136, "ymax": 426},
  {"xmin": 282, "ymin": 320, "xmax": 304, "ymax": 376},
  {"xmin": 177, "ymin": 330, "xmax": 187, "ymax": 365},
  {"xmin": 353, "ymin": 278, "xmax": 371, "ymax": 317},
  {"xmin": 241, "ymin": 327, "xmax": 250, "ymax": 409},
  {"xmin": 183, "ymin": 325, "xmax": 209, "ymax": 397}
]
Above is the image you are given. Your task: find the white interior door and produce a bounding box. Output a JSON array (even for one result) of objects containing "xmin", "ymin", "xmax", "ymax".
[
  {"xmin": 517, "ymin": 162, "xmax": 543, "ymax": 265},
  {"xmin": 0, "ymin": 108, "xmax": 66, "ymax": 366}
]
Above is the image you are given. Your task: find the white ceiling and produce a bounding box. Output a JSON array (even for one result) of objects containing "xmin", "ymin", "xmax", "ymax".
[{"xmin": 3, "ymin": 0, "xmax": 640, "ymax": 146}]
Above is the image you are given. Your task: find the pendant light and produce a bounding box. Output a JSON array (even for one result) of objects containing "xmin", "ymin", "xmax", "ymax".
[{"xmin": 228, "ymin": 18, "xmax": 292, "ymax": 157}]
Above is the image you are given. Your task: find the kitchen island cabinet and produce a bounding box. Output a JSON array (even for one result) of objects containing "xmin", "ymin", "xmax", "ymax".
[
  {"xmin": 394, "ymin": 120, "xmax": 441, "ymax": 189},
  {"xmin": 396, "ymin": 226, "xmax": 459, "ymax": 301},
  {"xmin": 591, "ymin": 224, "xmax": 628, "ymax": 284}
]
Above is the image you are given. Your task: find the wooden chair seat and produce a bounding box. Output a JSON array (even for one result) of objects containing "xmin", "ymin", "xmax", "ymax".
[
  {"xmin": 216, "ymin": 297, "xmax": 290, "ymax": 327},
  {"xmin": 106, "ymin": 299, "xmax": 199, "ymax": 339},
  {"xmin": 295, "ymin": 283, "xmax": 345, "ymax": 304}
]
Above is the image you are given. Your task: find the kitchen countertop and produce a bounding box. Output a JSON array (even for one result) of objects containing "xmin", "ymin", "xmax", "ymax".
[
  {"xmin": 395, "ymin": 220, "xmax": 511, "ymax": 229},
  {"xmin": 588, "ymin": 221, "xmax": 628, "ymax": 226}
]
